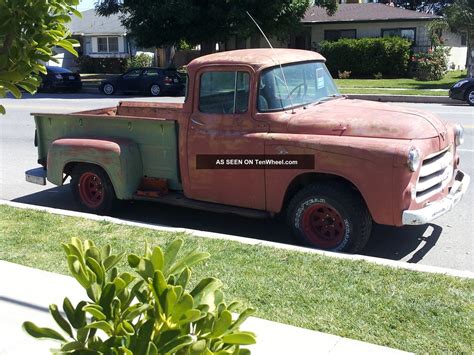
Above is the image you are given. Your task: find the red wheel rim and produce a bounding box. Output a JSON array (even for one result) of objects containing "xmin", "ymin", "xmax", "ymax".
[
  {"xmin": 301, "ymin": 203, "xmax": 345, "ymax": 249},
  {"xmin": 78, "ymin": 172, "xmax": 104, "ymax": 208}
]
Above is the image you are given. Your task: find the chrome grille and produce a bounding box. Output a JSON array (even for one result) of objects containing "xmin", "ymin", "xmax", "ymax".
[{"xmin": 416, "ymin": 146, "xmax": 453, "ymax": 200}]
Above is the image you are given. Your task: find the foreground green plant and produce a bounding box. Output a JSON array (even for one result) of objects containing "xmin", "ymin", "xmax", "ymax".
[{"xmin": 23, "ymin": 238, "xmax": 256, "ymax": 354}]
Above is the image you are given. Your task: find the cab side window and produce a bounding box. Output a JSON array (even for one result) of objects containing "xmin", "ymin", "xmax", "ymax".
[
  {"xmin": 144, "ymin": 69, "xmax": 160, "ymax": 77},
  {"xmin": 199, "ymin": 71, "xmax": 249, "ymax": 114}
]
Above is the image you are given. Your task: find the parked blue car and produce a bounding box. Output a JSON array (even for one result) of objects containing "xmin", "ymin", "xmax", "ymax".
[
  {"xmin": 449, "ymin": 77, "xmax": 474, "ymax": 106},
  {"xmin": 99, "ymin": 67, "xmax": 184, "ymax": 96}
]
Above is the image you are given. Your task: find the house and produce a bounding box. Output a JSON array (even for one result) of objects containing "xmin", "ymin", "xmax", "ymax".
[
  {"xmin": 47, "ymin": 9, "xmax": 147, "ymax": 71},
  {"xmin": 299, "ymin": 3, "xmax": 467, "ymax": 69},
  {"xmin": 224, "ymin": 3, "xmax": 467, "ymax": 70}
]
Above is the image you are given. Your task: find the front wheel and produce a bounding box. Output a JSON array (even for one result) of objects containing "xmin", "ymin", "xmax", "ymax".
[
  {"xmin": 466, "ymin": 88, "xmax": 474, "ymax": 106},
  {"xmin": 287, "ymin": 183, "xmax": 372, "ymax": 253},
  {"xmin": 71, "ymin": 164, "xmax": 116, "ymax": 215}
]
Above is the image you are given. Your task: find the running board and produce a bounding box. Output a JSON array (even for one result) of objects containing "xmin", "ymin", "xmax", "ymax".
[{"xmin": 133, "ymin": 192, "xmax": 270, "ymax": 219}]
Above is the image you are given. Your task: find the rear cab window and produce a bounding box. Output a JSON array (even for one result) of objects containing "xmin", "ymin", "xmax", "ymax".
[{"xmin": 199, "ymin": 71, "xmax": 250, "ymax": 114}]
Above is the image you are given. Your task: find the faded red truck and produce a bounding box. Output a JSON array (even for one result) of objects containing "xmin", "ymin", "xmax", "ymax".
[{"xmin": 26, "ymin": 49, "xmax": 470, "ymax": 253}]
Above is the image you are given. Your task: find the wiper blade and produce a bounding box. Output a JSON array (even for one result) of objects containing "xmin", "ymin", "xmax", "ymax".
[{"xmin": 313, "ymin": 94, "xmax": 342, "ymax": 105}]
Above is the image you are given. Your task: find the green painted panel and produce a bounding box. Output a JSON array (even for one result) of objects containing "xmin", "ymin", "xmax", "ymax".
[{"xmin": 35, "ymin": 114, "xmax": 182, "ymax": 190}]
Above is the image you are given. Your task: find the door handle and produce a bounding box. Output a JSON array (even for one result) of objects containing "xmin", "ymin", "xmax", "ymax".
[{"xmin": 191, "ymin": 118, "xmax": 205, "ymax": 126}]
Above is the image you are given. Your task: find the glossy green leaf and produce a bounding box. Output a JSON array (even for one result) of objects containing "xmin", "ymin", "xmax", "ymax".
[
  {"xmin": 210, "ymin": 310, "xmax": 233, "ymax": 338},
  {"xmin": 22, "ymin": 321, "xmax": 66, "ymax": 341},
  {"xmin": 167, "ymin": 251, "xmax": 210, "ymax": 276},
  {"xmin": 127, "ymin": 254, "xmax": 140, "ymax": 268},
  {"xmin": 151, "ymin": 246, "xmax": 164, "ymax": 271},
  {"xmin": 61, "ymin": 341, "xmax": 85, "ymax": 351},
  {"xmin": 49, "ymin": 304, "xmax": 73, "ymax": 338},
  {"xmin": 83, "ymin": 305, "xmax": 106, "ymax": 320},
  {"xmin": 85, "ymin": 321, "xmax": 113, "ymax": 334},
  {"xmin": 230, "ymin": 308, "xmax": 255, "ymax": 331},
  {"xmin": 159, "ymin": 335, "xmax": 194, "ymax": 353},
  {"xmin": 163, "ymin": 239, "xmax": 183, "ymax": 273},
  {"xmin": 146, "ymin": 341, "xmax": 158, "ymax": 355},
  {"xmin": 222, "ymin": 331, "xmax": 256, "ymax": 345}
]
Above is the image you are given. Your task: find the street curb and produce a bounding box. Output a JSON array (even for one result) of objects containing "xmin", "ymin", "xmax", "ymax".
[
  {"xmin": 2, "ymin": 199, "xmax": 472, "ymax": 279},
  {"xmin": 346, "ymin": 94, "xmax": 461, "ymax": 105}
]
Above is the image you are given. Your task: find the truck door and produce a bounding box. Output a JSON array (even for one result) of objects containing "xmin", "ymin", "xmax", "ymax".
[{"xmin": 186, "ymin": 68, "xmax": 266, "ymax": 210}]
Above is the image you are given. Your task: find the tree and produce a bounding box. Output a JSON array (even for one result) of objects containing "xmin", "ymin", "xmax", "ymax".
[
  {"xmin": 0, "ymin": 0, "xmax": 80, "ymax": 114},
  {"xmin": 96, "ymin": 0, "xmax": 337, "ymax": 55},
  {"xmin": 444, "ymin": 0, "xmax": 474, "ymax": 76}
]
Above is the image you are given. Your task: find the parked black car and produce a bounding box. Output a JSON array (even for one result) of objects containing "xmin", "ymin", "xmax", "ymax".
[
  {"xmin": 39, "ymin": 66, "xmax": 82, "ymax": 92},
  {"xmin": 99, "ymin": 67, "xmax": 184, "ymax": 96},
  {"xmin": 449, "ymin": 77, "xmax": 474, "ymax": 106}
]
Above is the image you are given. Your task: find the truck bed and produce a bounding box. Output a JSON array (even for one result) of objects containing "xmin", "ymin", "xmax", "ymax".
[{"xmin": 33, "ymin": 101, "xmax": 184, "ymax": 190}]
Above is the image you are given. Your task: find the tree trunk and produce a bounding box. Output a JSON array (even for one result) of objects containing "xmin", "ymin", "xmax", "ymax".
[
  {"xmin": 468, "ymin": 30, "xmax": 473, "ymax": 78},
  {"xmin": 200, "ymin": 41, "xmax": 215, "ymax": 56}
]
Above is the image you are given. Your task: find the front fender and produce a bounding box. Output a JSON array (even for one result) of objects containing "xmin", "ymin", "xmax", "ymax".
[
  {"xmin": 47, "ymin": 138, "xmax": 143, "ymax": 200},
  {"xmin": 264, "ymin": 134, "xmax": 411, "ymax": 225}
]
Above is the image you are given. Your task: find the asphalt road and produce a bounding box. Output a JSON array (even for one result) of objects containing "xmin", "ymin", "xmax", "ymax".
[{"xmin": 0, "ymin": 93, "xmax": 472, "ymax": 272}]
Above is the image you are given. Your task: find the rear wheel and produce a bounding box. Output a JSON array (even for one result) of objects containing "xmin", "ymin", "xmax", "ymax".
[
  {"xmin": 466, "ymin": 88, "xmax": 474, "ymax": 106},
  {"xmin": 150, "ymin": 84, "xmax": 161, "ymax": 97},
  {"xmin": 102, "ymin": 83, "xmax": 115, "ymax": 95},
  {"xmin": 71, "ymin": 164, "xmax": 116, "ymax": 215},
  {"xmin": 287, "ymin": 182, "xmax": 372, "ymax": 253}
]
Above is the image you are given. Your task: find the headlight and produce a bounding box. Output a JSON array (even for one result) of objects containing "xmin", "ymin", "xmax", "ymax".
[
  {"xmin": 407, "ymin": 147, "xmax": 421, "ymax": 172},
  {"xmin": 453, "ymin": 80, "xmax": 468, "ymax": 89},
  {"xmin": 454, "ymin": 124, "xmax": 464, "ymax": 146},
  {"xmin": 55, "ymin": 74, "xmax": 62, "ymax": 80}
]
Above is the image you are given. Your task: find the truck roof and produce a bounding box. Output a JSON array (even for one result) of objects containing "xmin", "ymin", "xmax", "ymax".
[{"xmin": 187, "ymin": 48, "xmax": 326, "ymax": 72}]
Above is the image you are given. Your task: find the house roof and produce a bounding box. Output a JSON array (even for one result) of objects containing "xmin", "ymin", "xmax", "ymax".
[
  {"xmin": 69, "ymin": 9, "xmax": 126, "ymax": 36},
  {"xmin": 303, "ymin": 3, "xmax": 440, "ymax": 23}
]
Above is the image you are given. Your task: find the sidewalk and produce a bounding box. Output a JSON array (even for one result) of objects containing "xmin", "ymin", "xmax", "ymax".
[{"xmin": 0, "ymin": 261, "xmax": 410, "ymax": 354}]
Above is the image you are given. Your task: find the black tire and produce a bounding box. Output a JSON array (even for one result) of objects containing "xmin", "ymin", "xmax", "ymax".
[
  {"xmin": 287, "ymin": 182, "xmax": 372, "ymax": 253},
  {"xmin": 466, "ymin": 88, "xmax": 474, "ymax": 106},
  {"xmin": 70, "ymin": 164, "xmax": 116, "ymax": 215},
  {"xmin": 102, "ymin": 82, "xmax": 115, "ymax": 95},
  {"xmin": 149, "ymin": 83, "xmax": 161, "ymax": 97}
]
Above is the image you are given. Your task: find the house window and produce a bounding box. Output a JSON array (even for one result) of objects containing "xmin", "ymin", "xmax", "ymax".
[
  {"xmin": 461, "ymin": 33, "xmax": 467, "ymax": 46},
  {"xmin": 97, "ymin": 37, "xmax": 120, "ymax": 53},
  {"xmin": 382, "ymin": 28, "xmax": 416, "ymax": 42},
  {"xmin": 199, "ymin": 71, "xmax": 250, "ymax": 114},
  {"xmin": 324, "ymin": 29, "xmax": 356, "ymax": 41},
  {"xmin": 97, "ymin": 37, "xmax": 108, "ymax": 52}
]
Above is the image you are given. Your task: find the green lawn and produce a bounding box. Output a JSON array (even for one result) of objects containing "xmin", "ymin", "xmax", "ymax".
[
  {"xmin": 340, "ymin": 88, "xmax": 449, "ymax": 96},
  {"xmin": 335, "ymin": 70, "xmax": 466, "ymax": 90},
  {"xmin": 0, "ymin": 205, "xmax": 472, "ymax": 353}
]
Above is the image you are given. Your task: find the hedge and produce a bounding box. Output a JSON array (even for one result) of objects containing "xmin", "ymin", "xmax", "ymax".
[
  {"xmin": 318, "ymin": 37, "xmax": 412, "ymax": 78},
  {"xmin": 76, "ymin": 55, "xmax": 128, "ymax": 74}
]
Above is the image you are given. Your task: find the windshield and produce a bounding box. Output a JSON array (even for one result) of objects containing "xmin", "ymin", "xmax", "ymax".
[{"xmin": 258, "ymin": 61, "xmax": 340, "ymax": 112}]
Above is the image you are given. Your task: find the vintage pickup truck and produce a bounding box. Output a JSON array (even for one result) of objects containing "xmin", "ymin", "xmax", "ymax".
[{"xmin": 26, "ymin": 48, "xmax": 470, "ymax": 253}]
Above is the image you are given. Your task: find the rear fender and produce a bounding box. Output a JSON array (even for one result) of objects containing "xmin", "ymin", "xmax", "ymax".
[{"xmin": 47, "ymin": 138, "xmax": 143, "ymax": 199}]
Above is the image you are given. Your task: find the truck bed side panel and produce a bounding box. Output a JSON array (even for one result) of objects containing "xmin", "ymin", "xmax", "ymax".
[{"xmin": 34, "ymin": 114, "xmax": 181, "ymax": 190}]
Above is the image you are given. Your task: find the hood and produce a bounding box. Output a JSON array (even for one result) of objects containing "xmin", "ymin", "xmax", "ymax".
[{"xmin": 287, "ymin": 99, "xmax": 447, "ymax": 140}]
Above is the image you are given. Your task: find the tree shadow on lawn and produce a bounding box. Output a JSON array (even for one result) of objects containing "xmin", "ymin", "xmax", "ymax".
[{"xmin": 12, "ymin": 185, "xmax": 440, "ymax": 264}]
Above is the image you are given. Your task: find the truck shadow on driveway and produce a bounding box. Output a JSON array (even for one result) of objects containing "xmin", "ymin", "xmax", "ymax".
[{"xmin": 13, "ymin": 185, "xmax": 442, "ymax": 264}]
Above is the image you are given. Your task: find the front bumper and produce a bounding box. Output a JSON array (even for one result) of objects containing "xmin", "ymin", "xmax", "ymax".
[
  {"xmin": 449, "ymin": 88, "xmax": 464, "ymax": 101},
  {"xmin": 402, "ymin": 170, "xmax": 470, "ymax": 225}
]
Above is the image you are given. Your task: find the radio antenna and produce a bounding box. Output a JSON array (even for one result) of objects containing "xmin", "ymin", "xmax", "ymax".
[{"xmin": 246, "ymin": 11, "xmax": 295, "ymax": 114}]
